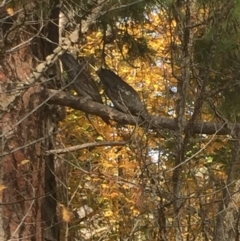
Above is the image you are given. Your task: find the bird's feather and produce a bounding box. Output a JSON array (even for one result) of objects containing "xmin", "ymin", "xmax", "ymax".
[
  {"xmin": 96, "ymin": 68, "xmax": 149, "ymax": 121},
  {"xmin": 60, "ymin": 53, "xmax": 110, "ymax": 124}
]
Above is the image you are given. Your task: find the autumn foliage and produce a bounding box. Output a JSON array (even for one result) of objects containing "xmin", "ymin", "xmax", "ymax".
[
  {"xmin": 55, "ymin": 1, "xmax": 240, "ymax": 240},
  {"xmin": 2, "ymin": 0, "xmax": 240, "ymax": 240}
]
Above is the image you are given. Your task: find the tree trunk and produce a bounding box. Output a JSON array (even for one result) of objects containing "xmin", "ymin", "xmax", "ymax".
[{"xmin": 0, "ymin": 1, "xmax": 60, "ymax": 240}]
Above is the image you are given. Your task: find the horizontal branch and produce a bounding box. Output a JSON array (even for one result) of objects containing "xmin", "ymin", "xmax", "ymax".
[
  {"xmin": 48, "ymin": 89, "xmax": 240, "ymax": 136},
  {"xmin": 47, "ymin": 141, "xmax": 128, "ymax": 155}
]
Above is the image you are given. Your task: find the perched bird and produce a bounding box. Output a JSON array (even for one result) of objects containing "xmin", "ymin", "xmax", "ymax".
[
  {"xmin": 96, "ymin": 68, "xmax": 150, "ymax": 121},
  {"xmin": 60, "ymin": 53, "xmax": 102, "ymax": 102},
  {"xmin": 60, "ymin": 53, "xmax": 110, "ymax": 124}
]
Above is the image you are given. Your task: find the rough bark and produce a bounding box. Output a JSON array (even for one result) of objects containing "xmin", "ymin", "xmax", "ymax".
[
  {"xmin": 0, "ymin": 0, "xmax": 60, "ymax": 240},
  {"xmin": 172, "ymin": 1, "xmax": 196, "ymax": 240},
  {"xmin": 39, "ymin": 0, "xmax": 60, "ymax": 239}
]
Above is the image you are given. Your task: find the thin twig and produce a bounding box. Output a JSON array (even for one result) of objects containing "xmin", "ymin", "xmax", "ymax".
[{"xmin": 46, "ymin": 141, "xmax": 128, "ymax": 154}]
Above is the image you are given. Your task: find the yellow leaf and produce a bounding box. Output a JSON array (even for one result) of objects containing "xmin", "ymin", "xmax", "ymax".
[
  {"xmin": 110, "ymin": 192, "xmax": 119, "ymax": 198},
  {"xmin": 96, "ymin": 135, "xmax": 104, "ymax": 141},
  {"xmin": 7, "ymin": 8, "xmax": 14, "ymax": 16},
  {"xmin": 101, "ymin": 184, "xmax": 108, "ymax": 188},
  {"xmin": 104, "ymin": 210, "xmax": 113, "ymax": 217},
  {"xmin": 61, "ymin": 205, "xmax": 74, "ymax": 223},
  {"xmin": 18, "ymin": 159, "xmax": 30, "ymax": 166},
  {"xmin": 0, "ymin": 185, "xmax": 6, "ymax": 192}
]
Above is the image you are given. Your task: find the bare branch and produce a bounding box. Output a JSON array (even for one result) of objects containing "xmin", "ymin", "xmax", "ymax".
[
  {"xmin": 47, "ymin": 141, "xmax": 128, "ymax": 155},
  {"xmin": 48, "ymin": 89, "xmax": 240, "ymax": 136}
]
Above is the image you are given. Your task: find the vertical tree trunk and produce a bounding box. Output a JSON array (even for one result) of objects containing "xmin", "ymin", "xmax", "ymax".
[
  {"xmin": 172, "ymin": 1, "xmax": 196, "ymax": 240},
  {"xmin": 0, "ymin": 0, "xmax": 60, "ymax": 240}
]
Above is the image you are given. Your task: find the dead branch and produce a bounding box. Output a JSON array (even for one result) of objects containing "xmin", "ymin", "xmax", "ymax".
[
  {"xmin": 48, "ymin": 89, "xmax": 240, "ymax": 136},
  {"xmin": 47, "ymin": 141, "xmax": 128, "ymax": 155}
]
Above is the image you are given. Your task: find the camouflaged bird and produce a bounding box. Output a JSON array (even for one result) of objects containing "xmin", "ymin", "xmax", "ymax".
[
  {"xmin": 96, "ymin": 68, "xmax": 150, "ymax": 121},
  {"xmin": 60, "ymin": 53, "xmax": 110, "ymax": 124}
]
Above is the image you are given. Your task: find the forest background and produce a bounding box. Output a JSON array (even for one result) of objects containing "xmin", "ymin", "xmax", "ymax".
[{"xmin": 1, "ymin": 0, "xmax": 240, "ymax": 240}]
